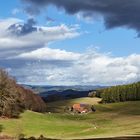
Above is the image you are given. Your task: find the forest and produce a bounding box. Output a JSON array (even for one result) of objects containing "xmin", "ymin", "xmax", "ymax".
[{"xmin": 100, "ymin": 82, "xmax": 140, "ymax": 103}]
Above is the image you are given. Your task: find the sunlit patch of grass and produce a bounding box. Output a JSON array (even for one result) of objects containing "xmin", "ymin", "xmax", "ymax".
[{"xmin": 0, "ymin": 98, "xmax": 140, "ymax": 139}]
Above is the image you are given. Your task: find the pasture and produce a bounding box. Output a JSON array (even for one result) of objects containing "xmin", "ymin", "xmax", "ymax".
[{"xmin": 0, "ymin": 97, "xmax": 140, "ymax": 139}]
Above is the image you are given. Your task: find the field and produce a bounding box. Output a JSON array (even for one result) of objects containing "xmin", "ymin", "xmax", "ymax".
[
  {"xmin": 0, "ymin": 97, "xmax": 140, "ymax": 139},
  {"xmin": 46, "ymin": 97, "xmax": 101, "ymax": 113}
]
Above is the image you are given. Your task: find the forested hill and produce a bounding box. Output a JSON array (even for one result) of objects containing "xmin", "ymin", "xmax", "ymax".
[
  {"xmin": 0, "ymin": 69, "xmax": 46, "ymax": 118},
  {"xmin": 100, "ymin": 82, "xmax": 140, "ymax": 103}
]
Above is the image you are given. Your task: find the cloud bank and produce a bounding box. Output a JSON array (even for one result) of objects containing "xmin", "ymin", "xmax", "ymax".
[
  {"xmin": 0, "ymin": 18, "xmax": 140, "ymax": 85},
  {"xmin": 2, "ymin": 48, "xmax": 140, "ymax": 86},
  {"xmin": 22, "ymin": 0, "xmax": 140, "ymax": 36}
]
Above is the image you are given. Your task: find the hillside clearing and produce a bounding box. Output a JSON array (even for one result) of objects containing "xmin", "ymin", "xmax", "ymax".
[
  {"xmin": 0, "ymin": 98, "xmax": 140, "ymax": 139},
  {"xmin": 47, "ymin": 97, "xmax": 101, "ymax": 113}
]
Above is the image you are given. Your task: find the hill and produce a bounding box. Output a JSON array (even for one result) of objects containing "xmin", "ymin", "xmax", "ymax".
[
  {"xmin": 23, "ymin": 85, "xmax": 106, "ymax": 93},
  {"xmin": 23, "ymin": 85, "xmax": 106, "ymax": 102},
  {"xmin": 40, "ymin": 89, "xmax": 92, "ymax": 102},
  {"xmin": 0, "ymin": 97, "xmax": 140, "ymax": 139},
  {"xmin": 17, "ymin": 85, "xmax": 47, "ymax": 113}
]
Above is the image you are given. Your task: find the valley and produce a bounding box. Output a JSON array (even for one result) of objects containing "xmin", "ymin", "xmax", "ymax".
[{"xmin": 0, "ymin": 97, "xmax": 140, "ymax": 139}]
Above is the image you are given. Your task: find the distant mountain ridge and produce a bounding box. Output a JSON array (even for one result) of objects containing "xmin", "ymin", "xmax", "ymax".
[
  {"xmin": 22, "ymin": 85, "xmax": 107, "ymax": 93},
  {"xmin": 22, "ymin": 85, "xmax": 107, "ymax": 102}
]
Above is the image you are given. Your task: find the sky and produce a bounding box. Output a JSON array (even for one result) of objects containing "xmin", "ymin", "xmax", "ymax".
[{"xmin": 0, "ymin": 0, "xmax": 140, "ymax": 85}]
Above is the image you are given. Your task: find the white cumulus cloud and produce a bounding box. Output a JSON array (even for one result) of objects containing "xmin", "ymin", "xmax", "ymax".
[
  {"xmin": 0, "ymin": 18, "xmax": 80, "ymax": 58},
  {"xmin": 14, "ymin": 47, "xmax": 81, "ymax": 61},
  {"xmin": 5, "ymin": 48, "xmax": 140, "ymax": 86}
]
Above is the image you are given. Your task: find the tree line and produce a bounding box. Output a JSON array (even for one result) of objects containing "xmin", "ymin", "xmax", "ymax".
[
  {"xmin": 0, "ymin": 69, "xmax": 46, "ymax": 118},
  {"xmin": 99, "ymin": 82, "xmax": 140, "ymax": 103}
]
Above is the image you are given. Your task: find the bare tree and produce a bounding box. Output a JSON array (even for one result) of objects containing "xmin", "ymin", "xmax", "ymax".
[{"xmin": 0, "ymin": 69, "xmax": 24, "ymax": 117}]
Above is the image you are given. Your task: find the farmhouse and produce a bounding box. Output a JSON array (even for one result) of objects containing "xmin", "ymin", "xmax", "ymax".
[
  {"xmin": 71, "ymin": 103, "xmax": 96, "ymax": 113},
  {"xmin": 72, "ymin": 104, "xmax": 88, "ymax": 113}
]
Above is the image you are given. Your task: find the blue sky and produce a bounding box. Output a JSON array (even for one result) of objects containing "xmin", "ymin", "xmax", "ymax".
[
  {"xmin": 1, "ymin": 0, "xmax": 140, "ymax": 56},
  {"xmin": 0, "ymin": 0, "xmax": 140, "ymax": 85}
]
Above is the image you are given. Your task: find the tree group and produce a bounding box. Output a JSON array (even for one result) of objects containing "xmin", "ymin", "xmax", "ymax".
[
  {"xmin": 100, "ymin": 82, "xmax": 140, "ymax": 103},
  {"xmin": 0, "ymin": 69, "xmax": 46, "ymax": 118}
]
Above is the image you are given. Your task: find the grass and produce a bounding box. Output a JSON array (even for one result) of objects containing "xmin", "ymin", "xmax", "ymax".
[
  {"xmin": 0, "ymin": 97, "xmax": 140, "ymax": 139},
  {"xmin": 46, "ymin": 97, "xmax": 101, "ymax": 113}
]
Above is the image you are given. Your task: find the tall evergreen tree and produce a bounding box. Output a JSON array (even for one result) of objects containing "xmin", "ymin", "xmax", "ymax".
[{"xmin": 100, "ymin": 82, "xmax": 140, "ymax": 103}]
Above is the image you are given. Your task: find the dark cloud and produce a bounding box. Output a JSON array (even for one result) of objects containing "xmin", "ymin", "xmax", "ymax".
[
  {"xmin": 8, "ymin": 18, "xmax": 37, "ymax": 36},
  {"xmin": 21, "ymin": 0, "xmax": 140, "ymax": 36},
  {"xmin": 0, "ymin": 59, "xmax": 73, "ymax": 69},
  {"xmin": 24, "ymin": 5, "xmax": 41, "ymax": 15}
]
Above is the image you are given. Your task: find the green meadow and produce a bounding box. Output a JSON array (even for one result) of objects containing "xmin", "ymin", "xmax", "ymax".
[{"xmin": 0, "ymin": 97, "xmax": 140, "ymax": 139}]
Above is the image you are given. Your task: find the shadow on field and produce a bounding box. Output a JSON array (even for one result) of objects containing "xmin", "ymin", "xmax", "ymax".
[
  {"xmin": 133, "ymin": 132, "xmax": 140, "ymax": 136},
  {"xmin": 46, "ymin": 100, "xmax": 76, "ymax": 113},
  {"xmin": 0, "ymin": 124, "xmax": 3, "ymax": 133},
  {"xmin": 20, "ymin": 136, "xmax": 140, "ymax": 140},
  {"xmin": 74, "ymin": 136, "xmax": 140, "ymax": 140},
  {"xmin": 46, "ymin": 97, "xmax": 100, "ymax": 113}
]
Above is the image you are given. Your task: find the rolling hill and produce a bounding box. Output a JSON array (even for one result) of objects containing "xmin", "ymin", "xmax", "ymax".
[{"xmin": 0, "ymin": 97, "xmax": 140, "ymax": 139}]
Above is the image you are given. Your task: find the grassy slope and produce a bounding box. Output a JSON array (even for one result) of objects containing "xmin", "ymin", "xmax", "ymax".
[
  {"xmin": 47, "ymin": 97, "xmax": 101, "ymax": 113},
  {"xmin": 0, "ymin": 97, "xmax": 140, "ymax": 139}
]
